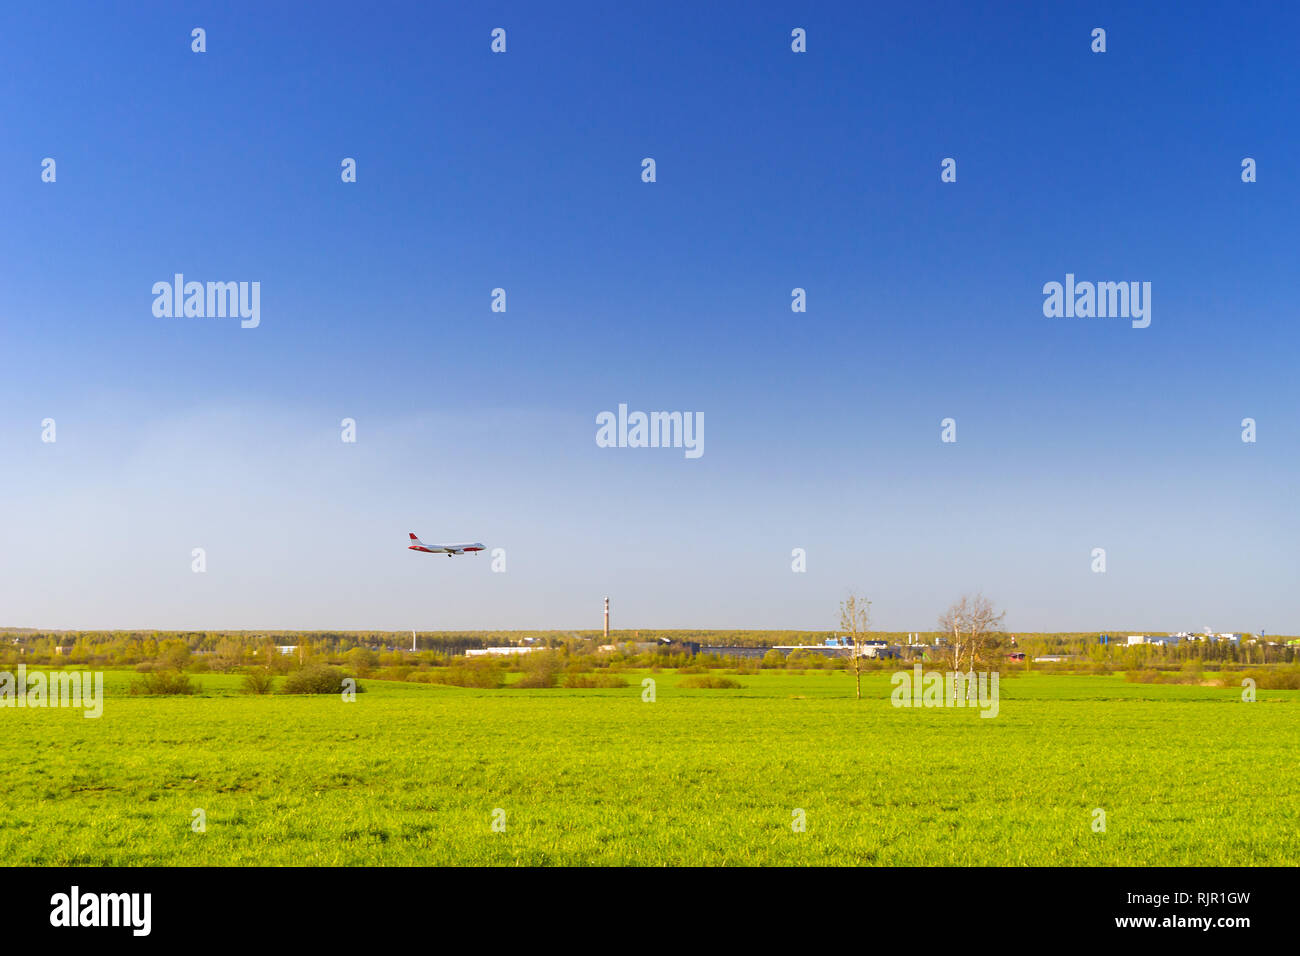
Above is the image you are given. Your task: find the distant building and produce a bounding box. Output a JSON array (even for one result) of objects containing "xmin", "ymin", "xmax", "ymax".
[
  {"xmin": 773, "ymin": 644, "xmax": 846, "ymax": 658},
  {"xmin": 465, "ymin": 646, "xmax": 549, "ymax": 657},
  {"xmin": 700, "ymin": 646, "xmax": 768, "ymax": 661},
  {"xmin": 1127, "ymin": 635, "xmax": 1185, "ymax": 647},
  {"xmin": 774, "ymin": 641, "xmax": 898, "ymax": 659},
  {"xmin": 857, "ymin": 640, "xmax": 898, "ymax": 660},
  {"xmin": 275, "ymin": 645, "xmax": 298, "ymax": 656}
]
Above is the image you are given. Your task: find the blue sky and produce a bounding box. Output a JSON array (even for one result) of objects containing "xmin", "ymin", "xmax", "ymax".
[{"xmin": 2, "ymin": 1, "xmax": 1296, "ymax": 633}]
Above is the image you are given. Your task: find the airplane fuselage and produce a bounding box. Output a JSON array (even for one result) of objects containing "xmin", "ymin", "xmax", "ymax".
[{"xmin": 408, "ymin": 533, "xmax": 484, "ymax": 556}]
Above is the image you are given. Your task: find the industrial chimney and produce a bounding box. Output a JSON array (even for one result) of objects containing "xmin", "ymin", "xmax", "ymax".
[{"xmin": 604, "ymin": 597, "xmax": 610, "ymax": 642}]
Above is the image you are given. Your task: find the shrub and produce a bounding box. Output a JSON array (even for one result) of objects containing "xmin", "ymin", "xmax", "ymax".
[
  {"xmin": 280, "ymin": 664, "xmax": 364, "ymax": 695},
  {"xmin": 129, "ymin": 670, "xmax": 197, "ymax": 695},
  {"xmin": 563, "ymin": 672, "xmax": 629, "ymax": 689},
  {"xmin": 679, "ymin": 675, "xmax": 743, "ymax": 689},
  {"xmin": 345, "ymin": 646, "xmax": 378, "ymax": 677},
  {"xmin": 241, "ymin": 669, "xmax": 275, "ymax": 695},
  {"xmin": 1239, "ymin": 666, "xmax": 1300, "ymax": 690},
  {"xmin": 515, "ymin": 652, "xmax": 562, "ymax": 689},
  {"xmin": 432, "ymin": 659, "xmax": 505, "ymax": 688},
  {"xmin": 158, "ymin": 641, "xmax": 191, "ymax": 671}
]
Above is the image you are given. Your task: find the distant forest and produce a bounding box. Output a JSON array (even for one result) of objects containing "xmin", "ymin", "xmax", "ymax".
[{"xmin": 1, "ymin": 628, "xmax": 1295, "ymax": 668}]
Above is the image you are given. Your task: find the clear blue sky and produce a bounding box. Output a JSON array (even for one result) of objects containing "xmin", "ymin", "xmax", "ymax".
[{"xmin": 2, "ymin": 1, "xmax": 1296, "ymax": 633}]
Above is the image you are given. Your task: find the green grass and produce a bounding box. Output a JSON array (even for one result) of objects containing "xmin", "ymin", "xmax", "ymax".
[{"xmin": 1, "ymin": 669, "xmax": 1296, "ymax": 865}]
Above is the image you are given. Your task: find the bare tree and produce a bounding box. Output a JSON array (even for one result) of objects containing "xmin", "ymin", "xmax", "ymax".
[
  {"xmin": 937, "ymin": 594, "xmax": 1005, "ymax": 683},
  {"xmin": 839, "ymin": 593, "xmax": 872, "ymax": 700}
]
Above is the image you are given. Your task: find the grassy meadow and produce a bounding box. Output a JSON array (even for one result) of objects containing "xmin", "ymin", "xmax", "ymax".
[{"xmin": 2, "ymin": 669, "xmax": 1297, "ymax": 866}]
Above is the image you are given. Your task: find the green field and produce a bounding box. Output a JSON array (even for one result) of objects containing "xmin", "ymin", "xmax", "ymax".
[{"xmin": 3, "ymin": 669, "xmax": 1297, "ymax": 865}]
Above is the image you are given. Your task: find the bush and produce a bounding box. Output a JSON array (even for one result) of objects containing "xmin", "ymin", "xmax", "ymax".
[
  {"xmin": 280, "ymin": 664, "xmax": 364, "ymax": 695},
  {"xmin": 1238, "ymin": 666, "xmax": 1300, "ymax": 690},
  {"xmin": 241, "ymin": 669, "xmax": 275, "ymax": 695},
  {"xmin": 514, "ymin": 652, "xmax": 562, "ymax": 689},
  {"xmin": 345, "ymin": 646, "xmax": 378, "ymax": 677},
  {"xmin": 129, "ymin": 670, "xmax": 197, "ymax": 695},
  {"xmin": 679, "ymin": 675, "xmax": 744, "ymax": 689},
  {"xmin": 1125, "ymin": 669, "xmax": 1158, "ymax": 684},
  {"xmin": 563, "ymin": 672, "xmax": 629, "ymax": 689},
  {"xmin": 432, "ymin": 659, "xmax": 505, "ymax": 688}
]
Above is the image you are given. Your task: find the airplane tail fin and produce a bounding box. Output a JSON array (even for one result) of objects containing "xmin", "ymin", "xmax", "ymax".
[{"xmin": 408, "ymin": 532, "xmax": 425, "ymax": 545}]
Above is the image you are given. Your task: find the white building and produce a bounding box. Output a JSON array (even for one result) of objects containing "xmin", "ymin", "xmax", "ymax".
[
  {"xmin": 1128, "ymin": 635, "xmax": 1184, "ymax": 647},
  {"xmin": 858, "ymin": 640, "xmax": 897, "ymax": 659},
  {"xmin": 775, "ymin": 640, "xmax": 897, "ymax": 659},
  {"xmin": 465, "ymin": 646, "xmax": 550, "ymax": 657}
]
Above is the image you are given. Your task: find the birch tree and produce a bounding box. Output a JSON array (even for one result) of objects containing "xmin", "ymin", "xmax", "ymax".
[
  {"xmin": 937, "ymin": 594, "xmax": 1005, "ymax": 694},
  {"xmin": 839, "ymin": 593, "xmax": 872, "ymax": 700}
]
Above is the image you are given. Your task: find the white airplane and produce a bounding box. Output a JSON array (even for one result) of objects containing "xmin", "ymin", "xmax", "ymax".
[{"xmin": 407, "ymin": 532, "xmax": 486, "ymax": 557}]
